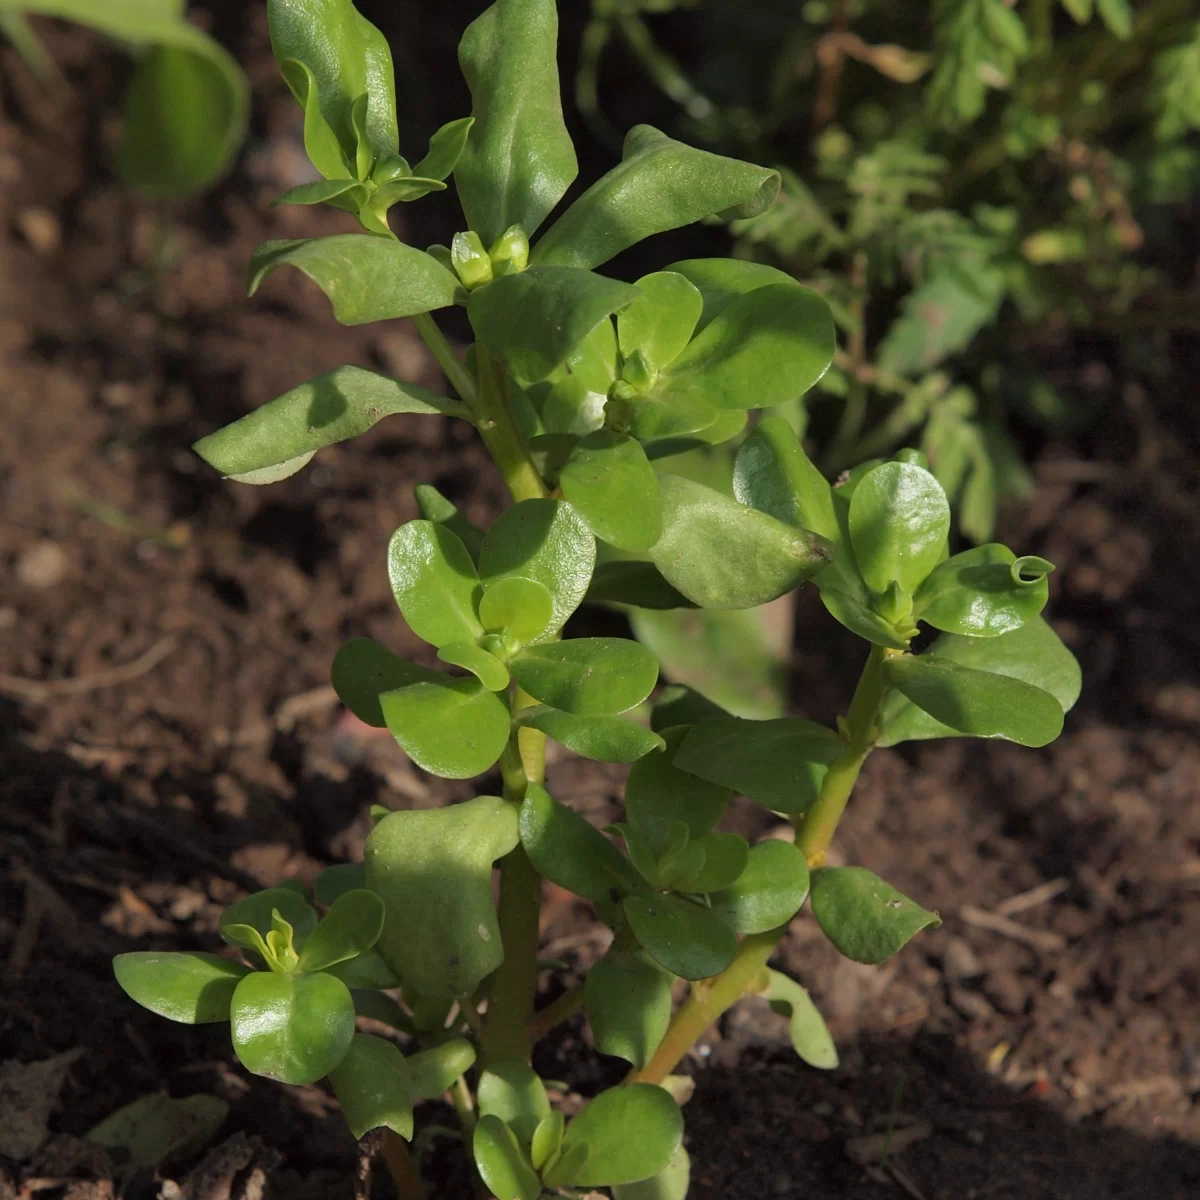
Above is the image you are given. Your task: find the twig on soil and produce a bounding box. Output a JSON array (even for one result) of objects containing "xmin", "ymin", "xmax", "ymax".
[
  {"xmin": 379, "ymin": 1131, "xmax": 428, "ymax": 1200},
  {"xmin": 7, "ymin": 869, "xmax": 46, "ymax": 976},
  {"xmin": 959, "ymin": 904, "xmax": 1067, "ymax": 952},
  {"xmin": 995, "ymin": 877, "xmax": 1069, "ymax": 916},
  {"xmin": 0, "ymin": 636, "xmax": 176, "ymax": 701},
  {"xmin": 847, "ymin": 1121, "xmax": 933, "ymax": 1165}
]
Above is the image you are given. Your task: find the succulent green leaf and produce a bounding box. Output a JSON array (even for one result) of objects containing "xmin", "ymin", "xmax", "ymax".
[
  {"xmin": 366, "ymin": 796, "xmax": 519, "ymax": 998},
  {"xmin": 510, "ymin": 638, "xmax": 658, "ymax": 716},
  {"xmin": 414, "ymin": 483, "xmax": 486, "ymax": 563},
  {"xmin": 278, "ymin": 57, "xmax": 348, "ymax": 180},
  {"xmin": 913, "ymin": 543, "xmax": 1050, "ymax": 637},
  {"xmin": 113, "ymin": 952, "xmax": 250, "ymax": 1025},
  {"xmin": 86, "ymin": 1091, "xmax": 229, "ymax": 1169},
  {"xmin": 649, "ymin": 475, "xmax": 833, "ymax": 609},
  {"xmin": 881, "ymin": 652, "xmax": 1064, "ymax": 747},
  {"xmin": 532, "ymin": 125, "xmax": 779, "ymax": 271},
  {"xmin": 612, "ymin": 1146, "xmax": 691, "ymax": 1200},
  {"xmin": 479, "ymin": 499, "xmax": 596, "ymax": 639},
  {"xmin": 675, "ymin": 716, "xmax": 842, "ymax": 816},
  {"xmin": 818, "ymin": 585, "xmax": 912, "ymax": 651},
  {"xmin": 412, "ymin": 116, "xmax": 474, "ymax": 181},
  {"xmin": 611, "ymin": 822, "xmax": 663, "ymax": 887},
  {"xmin": 455, "ymin": 0, "xmax": 577, "ymax": 245},
  {"xmin": 408, "ymin": 1039, "xmax": 477, "ymax": 1100},
  {"xmin": 473, "ymin": 1115, "xmax": 541, "ymax": 1200},
  {"xmin": 192, "ymin": 366, "xmax": 464, "ymax": 482},
  {"xmin": 387, "ymin": 520, "xmax": 483, "ymax": 649},
  {"xmin": 325, "ymin": 949, "xmax": 401, "ymax": 990},
  {"xmin": 618, "ymin": 393, "xmax": 718, "ymax": 443},
  {"xmin": 559, "ymin": 432, "xmax": 662, "ymax": 551},
  {"xmin": 685, "ymin": 833, "xmax": 750, "ymax": 893},
  {"xmin": 516, "ymin": 706, "xmax": 665, "ymax": 763},
  {"xmin": 708, "ymin": 840, "xmax": 810, "ymax": 934},
  {"xmin": 297, "ymin": 889, "xmax": 384, "ymax": 972},
  {"xmin": 734, "ymin": 416, "xmax": 838, "ymax": 539},
  {"xmin": 809, "ymin": 866, "xmax": 940, "ymax": 965},
  {"xmin": 519, "ymin": 783, "xmax": 641, "ymax": 902},
  {"xmin": 478, "ymin": 1060, "xmax": 551, "ymax": 1144},
  {"xmin": 848, "ymin": 462, "xmax": 950, "ymax": 594},
  {"xmin": 468, "ymin": 267, "xmax": 640, "ymax": 387},
  {"xmin": 585, "ymin": 949, "xmax": 672, "ymax": 1069},
  {"xmin": 328, "ymin": 1034, "xmax": 414, "ymax": 1140},
  {"xmin": 543, "ymin": 1084, "xmax": 684, "ymax": 1189},
  {"xmin": 617, "ymin": 271, "xmax": 704, "ymax": 374},
  {"xmin": 331, "ymin": 637, "xmax": 442, "ymax": 727},
  {"xmin": 230, "ymin": 970, "xmax": 354, "ymax": 1085},
  {"xmin": 586, "ymin": 558, "xmax": 694, "ymax": 611},
  {"xmin": 530, "ymin": 1110, "xmax": 565, "ymax": 1172},
  {"xmin": 478, "ymin": 577, "xmax": 555, "ymax": 645},
  {"xmin": 219, "ymin": 888, "xmax": 318, "ymax": 949},
  {"xmin": 379, "ymin": 676, "xmax": 511, "ymax": 779},
  {"xmin": 623, "ymin": 892, "xmax": 737, "ymax": 980},
  {"xmin": 313, "ymin": 864, "xmax": 367, "ymax": 907},
  {"xmin": 272, "ymin": 177, "xmax": 362, "ymax": 208},
  {"xmin": 247, "ymin": 237, "xmax": 460, "ymax": 325},
  {"xmin": 650, "ymin": 685, "xmax": 728, "ymax": 731},
  {"xmin": 348, "ymin": 988, "xmax": 413, "ymax": 1031},
  {"xmin": 437, "ymin": 640, "xmax": 511, "ymax": 692},
  {"xmin": 666, "ymin": 258, "xmax": 813, "ymax": 331},
  {"xmin": 653, "ymin": 820, "xmax": 706, "ymax": 891},
  {"xmin": 762, "ymin": 969, "xmax": 838, "ymax": 1070}
]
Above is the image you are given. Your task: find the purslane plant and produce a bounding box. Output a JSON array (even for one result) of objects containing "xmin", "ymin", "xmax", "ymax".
[{"xmin": 112, "ymin": 2, "xmax": 1080, "ymax": 1196}]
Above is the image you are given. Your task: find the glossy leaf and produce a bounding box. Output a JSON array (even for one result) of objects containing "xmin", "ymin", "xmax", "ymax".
[
  {"xmin": 530, "ymin": 1111, "xmax": 565, "ymax": 1172},
  {"xmin": 387, "ymin": 521, "xmax": 483, "ymax": 648},
  {"xmin": 468, "ymin": 267, "xmax": 639, "ymax": 386},
  {"xmin": 219, "ymin": 888, "xmax": 318, "ymax": 949},
  {"xmin": 272, "ymin": 177, "xmax": 362, "ymax": 208},
  {"xmin": 455, "ymin": 0, "xmax": 577, "ymax": 245},
  {"xmin": 733, "ymin": 416, "xmax": 837, "ymax": 539},
  {"xmin": 509, "ymin": 638, "xmax": 659, "ymax": 715},
  {"xmin": 619, "ymin": 392, "xmax": 717, "ymax": 443},
  {"xmin": 882, "ymin": 652, "xmax": 1064, "ymax": 747},
  {"xmin": 328, "ymin": 1034, "xmax": 414, "ymax": 1140},
  {"xmin": 230, "ymin": 971, "xmax": 355, "ymax": 1085},
  {"xmin": 87, "ymin": 1091, "xmax": 229, "ymax": 1169},
  {"xmin": 414, "ymin": 483, "xmax": 485, "ymax": 563},
  {"xmin": 623, "ymin": 892, "xmax": 737, "ymax": 980},
  {"xmin": 625, "ymin": 727, "xmax": 733, "ymax": 855},
  {"xmin": 437, "ymin": 640, "xmax": 511, "ymax": 692},
  {"xmin": 685, "ymin": 833, "xmax": 751, "ymax": 893},
  {"xmin": 516, "ymin": 706, "xmax": 665, "ymax": 763},
  {"xmin": 313, "ymin": 863, "xmax": 367, "ymax": 907},
  {"xmin": 708, "ymin": 840, "xmax": 810, "ymax": 934},
  {"xmin": 379, "ymin": 676, "xmax": 511, "ymax": 779},
  {"xmin": 113, "ymin": 952, "xmax": 250, "ymax": 1025},
  {"xmin": 612, "ymin": 1146, "xmax": 691, "ymax": 1200},
  {"xmin": 366, "ymin": 796, "xmax": 519, "ymax": 998},
  {"xmin": 650, "ymin": 685, "xmax": 728, "ymax": 731},
  {"xmin": 809, "ymin": 866, "xmax": 940, "ymax": 965},
  {"xmin": 819, "ymin": 585, "xmax": 912, "ymax": 651},
  {"xmin": 532, "ymin": 125, "xmax": 779, "ymax": 271},
  {"xmin": 298, "ymin": 889, "xmax": 385, "ymax": 972},
  {"xmin": 666, "ymin": 257, "xmax": 814, "ymax": 330},
  {"xmin": 913, "ymin": 544, "xmax": 1050, "ymax": 637},
  {"xmin": 586, "ymin": 558, "xmax": 694, "ymax": 611},
  {"xmin": 478, "ymin": 1060, "xmax": 550, "ymax": 1144},
  {"xmin": 408, "ymin": 1039, "xmax": 477, "ymax": 1100},
  {"xmin": 479, "ymin": 499, "xmax": 596, "ymax": 639},
  {"xmin": 618, "ymin": 271, "xmax": 704, "ymax": 373},
  {"xmin": 763, "ymin": 969, "xmax": 838, "ymax": 1070},
  {"xmin": 612, "ymin": 822, "xmax": 664, "ymax": 888},
  {"xmin": 326, "ymin": 950, "xmax": 401, "ymax": 990},
  {"xmin": 585, "ymin": 949, "xmax": 672, "ymax": 1068},
  {"xmin": 543, "ymin": 1084, "xmax": 684, "ymax": 1189},
  {"xmin": 478, "ymin": 577, "xmax": 555, "ymax": 645},
  {"xmin": 676, "ymin": 716, "xmax": 842, "ymax": 815},
  {"xmin": 247, "ymin": 237, "xmax": 459, "ymax": 325},
  {"xmin": 412, "ymin": 116, "xmax": 474, "ymax": 181},
  {"xmin": 473, "ymin": 1115, "xmax": 541, "ymax": 1200},
  {"xmin": 278, "ymin": 57, "xmax": 348, "ymax": 180},
  {"xmin": 193, "ymin": 366, "xmax": 464, "ymax": 482},
  {"xmin": 560, "ymin": 432, "xmax": 662, "ymax": 551},
  {"xmin": 519, "ymin": 782, "xmax": 641, "ymax": 902},
  {"xmin": 649, "ymin": 475, "xmax": 833, "ymax": 609},
  {"xmin": 848, "ymin": 462, "xmax": 950, "ymax": 594},
  {"xmin": 331, "ymin": 638, "xmax": 441, "ymax": 728}
]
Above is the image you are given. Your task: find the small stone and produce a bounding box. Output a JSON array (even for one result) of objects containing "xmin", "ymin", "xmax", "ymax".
[
  {"xmin": 983, "ymin": 970, "xmax": 1028, "ymax": 1016},
  {"xmin": 17, "ymin": 207, "xmax": 60, "ymax": 255},
  {"xmin": 100, "ymin": 381, "xmax": 136, "ymax": 408},
  {"xmin": 950, "ymin": 987, "xmax": 994, "ymax": 1023},
  {"xmin": 0, "ymin": 606, "xmax": 16, "ymax": 629},
  {"xmin": 943, "ymin": 936, "xmax": 984, "ymax": 985},
  {"xmin": 16, "ymin": 541, "xmax": 68, "ymax": 589}
]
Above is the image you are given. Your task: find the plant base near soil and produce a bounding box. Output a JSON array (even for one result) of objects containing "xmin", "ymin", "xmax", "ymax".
[{"xmin": 3, "ymin": 15, "xmax": 1200, "ymax": 1200}]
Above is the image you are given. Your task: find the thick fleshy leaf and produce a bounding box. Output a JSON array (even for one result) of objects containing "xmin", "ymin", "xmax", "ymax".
[
  {"xmin": 676, "ymin": 717, "xmax": 842, "ymax": 815},
  {"xmin": 649, "ymin": 475, "xmax": 833, "ymax": 610},
  {"xmin": 685, "ymin": 833, "xmax": 751, "ymax": 893},
  {"xmin": 619, "ymin": 392, "xmax": 717, "ymax": 443},
  {"xmin": 913, "ymin": 544, "xmax": 1051, "ymax": 637},
  {"xmin": 560, "ymin": 432, "xmax": 662, "ymax": 551},
  {"xmin": 247, "ymin": 237, "xmax": 459, "ymax": 325},
  {"xmin": 414, "ymin": 483, "xmax": 485, "ymax": 563},
  {"xmin": 611, "ymin": 822, "xmax": 664, "ymax": 888},
  {"xmin": 437, "ymin": 640, "xmax": 510, "ymax": 691},
  {"xmin": 297, "ymin": 889, "xmax": 384, "ymax": 972},
  {"xmin": 543, "ymin": 1084, "xmax": 684, "ymax": 1189},
  {"xmin": 477, "ymin": 1060, "xmax": 550, "ymax": 1144},
  {"xmin": 87, "ymin": 1092, "xmax": 229, "ymax": 1170},
  {"xmin": 585, "ymin": 950, "xmax": 673, "ymax": 1069},
  {"xmin": 277, "ymin": 57, "xmax": 348, "ymax": 180},
  {"xmin": 479, "ymin": 499, "xmax": 596, "ymax": 639},
  {"xmin": 331, "ymin": 638, "xmax": 441, "ymax": 727},
  {"xmin": 379, "ymin": 676, "xmax": 511, "ymax": 779},
  {"xmin": 625, "ymin": 727, "xmax": 733, "ymax": 855},
  {"xmin": 455, "ymin": 0, "xmax": 577, "ymax": 245},
  {"xmin": 473, "ymin": 1115, "xmax": 541, "ymax": 1200},
  {"xmin": 530, "ymin": 1111, "xmax": 565, "ymax": 1172},
  {"xmin": 650, "ymin": 685, "xmax": 727, "ymax": 731},
  {"xmin": 819, "ymin": 585, "xmax": 912, "ymax": 651},
  {"xmin": 653, "ymin": 284, "xmax": 834, "ymax": 412},
  {"xmin": 272, "ymin": 177, "xmax": 362, "ymax": 208},
  {"xmin": 809, "ymin": 866, "xmax": 940, "ymax": 965},
  {"xmin": 468, "ymin": 267, "xmax": 639, "ymax": 386},
  {"xmin": 519, "ymin": 783, "xmax": 641, "ymax": 902},
  {"xmin": 366, "ymin": 796, "xmax": 519, "ymax": 998},
  {"xmin": 623, "ymin": 892, "xmax": 737, "ymax": 980},
  {"xmin": 612, "ymin": 1146, "xmax": 691, "ymax": 1200},
  {"xmin": 387, "ymin": 521, "xmax": 483, "ymax": 648},
  {"xmin": 532, "ymin": 125, "xmax": 778, "ymax": 271},
  {"xmin": 848, "ymin": 462, "xmax": 950, "ymax": 594},
  {"xmin": 708, "ymin": 840, "xmax": 810, "ymax": 934},
  {"xmin": 877, "ymin": 617, "xmax": 1081, "ymax": 746},
  {"xmin": 313, "ymin": 863, "xmax": 367, "ymax": 906},
  {"xmin": 478, "ymin": 577, "xmax": 555, "ymax": 645},
  {"xmin": 349, "ymin": 988, "xmax": 413, "ymax": 1031},
  {"xmin": 586, "ymin": 558, "xmax": 694, "ymax": 610},
  {"xmin": 618, "ymin": 272, "xmax": 704, "ymax": 373},
  {"xmin": 407, "ymin": 1039, "xmax": 477, "ymax": 1100},
  {"xmin": 882, "ymin": 653, "xmax": 1064, "ymax": 747},
  {"xmin": 733, "ymin": 416, "xmax": 837, "ymax": 539},
  {"xmin": 412, "ymin": 116, "xmax": 474, "ymax": 181},
  {"xmin": 325, "ymin": 950, "xmax": 401, "ymax": 990},
  {"xmin": 516, "ymin": 706, "xmax": 665, "ymax": 763},
  {"xmin": 193, "ymin": 367, "xmax": 464, "ymax": 482},
  {"xmin": 509, "ymin": 638, "xmax": 659, "ymax": 715},
  {"xmin": 328, "ymin": 1034, "xmax": 414, "ymax": 1140},
  {"xmin": 113, "ymin": 952, "xmax": 250, "ymax": 1025},
  {"xmin": 219, "ymin": 888, "xmax": 318, "ymax": 949},
  {"xmin": 267, "ymin": 0, "xmax": 398, "ymax": 163},
  {"xmin": 230, "ymin": 971, "xmax": 355, "ymax": 1085},
  {"xmin": 762, "ymin": 969, "xmax": 838, "ymax": 1070},
  {"xmin": 666, "ymin": 257, "xmax": 814, "ymax": 331}
]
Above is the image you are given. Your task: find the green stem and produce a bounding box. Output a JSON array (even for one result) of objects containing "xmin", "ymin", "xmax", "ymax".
[
  {"xmin": 531, "ymin": 982, "xmax": 586, "ymax": 1042},
  {"xmin": 412, "ymin": 311, "xmax": 478, "ymax": 406},
  {"xmin": 473, "ymin": 344, "xmax": 549, "ymax": 503}
]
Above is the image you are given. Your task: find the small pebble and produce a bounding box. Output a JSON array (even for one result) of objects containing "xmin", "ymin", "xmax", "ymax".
[
  {"xmin": 943, "ymin": 936, "xmax": 984, "ymax": 985},
  {"xmin": 950, "ymin": 987, "xmax": 994, "ymax": 1023},
  {"xmin": 983, "ymin": 969, "xmax": 1028, "ymax": 1016},
  {"xmin": 17, "ymin": 206, "xmax": 60, "ymax": 254},
  {"xmin": 16, "ymin": 540, "xmax": 68, "ymax": 589}
]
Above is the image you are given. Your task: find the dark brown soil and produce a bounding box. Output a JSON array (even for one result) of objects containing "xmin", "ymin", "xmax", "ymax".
[{"xmin": 3, "ymin": 10, "xmax": 1200, "ymax": 1200}]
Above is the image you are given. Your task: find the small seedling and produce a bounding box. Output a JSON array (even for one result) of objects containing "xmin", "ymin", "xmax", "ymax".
[{"xmin": 114, "ymin": 3, "xmax": 1079, "ymax": 1196}]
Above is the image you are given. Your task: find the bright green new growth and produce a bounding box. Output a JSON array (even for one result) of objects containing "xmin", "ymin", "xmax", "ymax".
[{"xmin": 114, "ymin": 1, "xmax": 1079, "ymax": 1195}]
